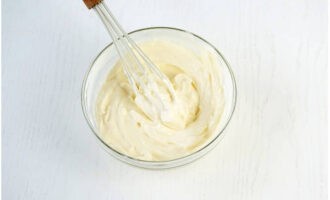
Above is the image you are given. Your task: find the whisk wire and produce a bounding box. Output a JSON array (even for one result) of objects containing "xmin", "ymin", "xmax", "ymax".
[{"xmin": 94, "ymin": 2, "xmax": 176, "ymax": 101}]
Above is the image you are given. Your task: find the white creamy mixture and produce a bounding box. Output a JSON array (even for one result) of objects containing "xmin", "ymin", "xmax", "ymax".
[{"xmin": 96, "ymin": 40, "xmax": 224, "ymax": 161}]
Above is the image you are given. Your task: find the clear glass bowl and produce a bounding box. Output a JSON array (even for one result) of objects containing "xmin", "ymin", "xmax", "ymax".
[{"xmin": 81, "ymin": 27, "xmax": 237, "ymax": 169}]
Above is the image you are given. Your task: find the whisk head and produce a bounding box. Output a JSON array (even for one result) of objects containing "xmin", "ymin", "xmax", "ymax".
[{"xmin": 90, "ymin": 1, "xmax": 177, "ymax": 122}]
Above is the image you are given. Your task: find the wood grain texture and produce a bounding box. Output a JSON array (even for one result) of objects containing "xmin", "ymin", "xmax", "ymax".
[{"xmin": 2, "ymin": 0, "xmax": 327, "ymax": 199}]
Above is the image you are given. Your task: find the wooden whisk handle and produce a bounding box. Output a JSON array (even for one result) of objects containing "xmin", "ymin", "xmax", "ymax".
[{"xmin": 83, "ymin": 0, "xmax": 102, "ymax": 9}]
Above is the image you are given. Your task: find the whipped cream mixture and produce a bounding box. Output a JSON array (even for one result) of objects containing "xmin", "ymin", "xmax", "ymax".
[{"xmin": 96, "ymin": 40, "xmax": 224, "ymax": 161}]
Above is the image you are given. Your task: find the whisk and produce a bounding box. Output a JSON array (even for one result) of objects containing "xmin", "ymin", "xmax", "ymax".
[{"xmin": 83, "ymin": 0, "xmax": 176, "ymax": 108}]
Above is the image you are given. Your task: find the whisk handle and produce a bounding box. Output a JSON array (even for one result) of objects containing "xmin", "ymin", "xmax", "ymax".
[{"xmin": 83, "ymin": 0, "xmax": 102, "ymax": 9}]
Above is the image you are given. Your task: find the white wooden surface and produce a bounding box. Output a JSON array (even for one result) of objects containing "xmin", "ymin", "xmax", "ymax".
[{"xmin": 2, "ymin": 0, "xmax": 327, "ymax": 199}]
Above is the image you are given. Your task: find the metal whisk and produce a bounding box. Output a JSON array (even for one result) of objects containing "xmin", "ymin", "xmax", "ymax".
[{"xmin": 83, "ymin": 0, "xmax": 176, "ymax": 105}]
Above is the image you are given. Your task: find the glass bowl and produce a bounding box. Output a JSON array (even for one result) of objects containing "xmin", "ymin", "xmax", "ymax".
[{"xmin": 81, "ymin": 27, "xmax": 236, "ymax": 169}]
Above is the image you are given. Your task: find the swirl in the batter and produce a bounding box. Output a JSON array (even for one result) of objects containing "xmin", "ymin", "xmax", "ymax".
[{"xmin": 96, "ymin": 40, "xmax": 224, "ymax": 161}]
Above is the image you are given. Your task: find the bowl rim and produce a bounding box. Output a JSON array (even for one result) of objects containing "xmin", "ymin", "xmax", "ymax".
[{"xmin": 81, "ymin": 26, "xmax": 237, "ymax": 167}]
